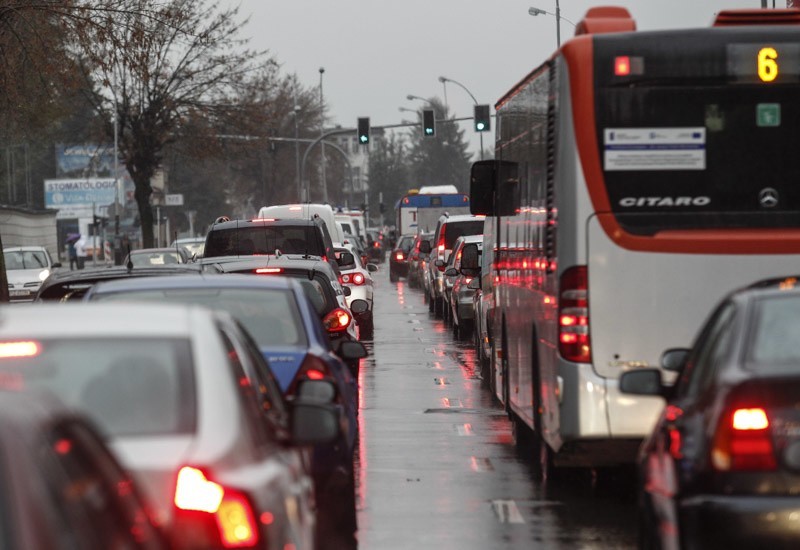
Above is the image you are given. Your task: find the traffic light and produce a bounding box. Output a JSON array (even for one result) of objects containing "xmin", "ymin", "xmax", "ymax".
[
  {"xmin": 422, "ymin": 109, "xmax": 435, "ymax": 137},
  {"xmin": 357, "ymin": 117, "xmax": 370, "ymax": 144},
  {"xmin": 474, "ymin": 104, "xmax": 491, "ymax": 132},
  {"xmin": 379, "ymin": 202, "xmax": 386, "ymax": 214}
]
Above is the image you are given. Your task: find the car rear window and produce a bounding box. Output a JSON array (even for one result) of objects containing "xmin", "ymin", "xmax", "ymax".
[
  {"xmin": 205, "ymin": 225, "xmax": 323, "ymax": 258},
  {"xmin": 91, "ymin": 288, "xmax": 308, "ymax": 348},
  {"xmin": 398, "ymin": 236, "xmax": 414, "ymax": 252},
  {"xmin": 748, "ymin": 295, "xmax": 800, "ymax": 372},
  {"xmin": 443, "ymin": 221, "xmax": 484, "ymax": 250},
  {"xmin": 0, "ymin": 338, "xmax": 195, "ymax": 437}
]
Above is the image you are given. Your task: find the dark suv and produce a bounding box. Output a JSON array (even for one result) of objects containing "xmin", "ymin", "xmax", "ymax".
[{"xmin": 204, "ymin": 216, "xmax": 338, "ymax": 274}]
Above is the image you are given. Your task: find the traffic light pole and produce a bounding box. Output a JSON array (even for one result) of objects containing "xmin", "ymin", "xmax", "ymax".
[{"xmin": 439, "ymin": 77, "xmax": 484, "ymax": 160}]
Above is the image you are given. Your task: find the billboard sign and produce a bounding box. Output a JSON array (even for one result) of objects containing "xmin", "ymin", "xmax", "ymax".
[{"xmin": 44, "ymin": 178, "xmax": 117, "ymax": 219}]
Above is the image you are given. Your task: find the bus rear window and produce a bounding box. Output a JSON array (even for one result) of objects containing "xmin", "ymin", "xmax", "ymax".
[{"xmin": 594, "ymin": 34, "xmax": 800, "ymax": 235}]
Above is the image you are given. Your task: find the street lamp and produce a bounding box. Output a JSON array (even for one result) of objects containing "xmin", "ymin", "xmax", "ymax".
[
  {"xmin": 319, "ymin": 67, "xmax": 327, "ymax": 203},
  {"xmin": 438, "ymin": 75, "xmax": 484, "ymax": 160},
  {"xmin": 406, "ymin": 94, "xmax": 436, "ymax": 109},
  {"xmin": 528, "ymin": 2, "xmax": 577, "ymax": 48}
]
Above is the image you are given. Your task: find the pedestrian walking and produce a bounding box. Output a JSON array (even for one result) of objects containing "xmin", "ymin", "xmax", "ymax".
[{"xmin": 75, "ymin": 236, "xmax": 87, "ymax": 269}]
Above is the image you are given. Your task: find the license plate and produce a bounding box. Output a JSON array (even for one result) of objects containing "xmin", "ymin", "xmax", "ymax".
[{"xmin": 10, "ymin": 290, "xmax": 31, "ymax": 297}]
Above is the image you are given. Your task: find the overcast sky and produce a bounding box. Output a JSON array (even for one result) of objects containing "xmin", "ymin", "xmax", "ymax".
[{"xmin": 227, "ymin": 1, "xmax": 768, "ymax": 156}]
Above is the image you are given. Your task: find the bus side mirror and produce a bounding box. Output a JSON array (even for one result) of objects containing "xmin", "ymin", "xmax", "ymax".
[{"xmin": 469, "ymin": 160, "xmax": 520, "ymax": 216}]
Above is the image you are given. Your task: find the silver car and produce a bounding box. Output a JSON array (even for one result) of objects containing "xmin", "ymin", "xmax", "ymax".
[{"xmin": 0, "ymin": 303, "xmax": 339, "ymax": 550}]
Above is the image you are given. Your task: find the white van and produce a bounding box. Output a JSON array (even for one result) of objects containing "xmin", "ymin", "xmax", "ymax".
[
  {"xmin": 257, "ymin": 204, "xmax": 345, "ymax": 244},
  {"xmin": 334, "ymin": 210, "xmax": 367, "ymax": 245}
]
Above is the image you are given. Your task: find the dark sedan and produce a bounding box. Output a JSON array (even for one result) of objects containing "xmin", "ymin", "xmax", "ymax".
[
  {"xmin": 389, "ymin": 234, "xmax": 415, "ymax": 282},
  {"xmin": 621, "ymin": 276, "xmax": 800, "ymax": 549}
]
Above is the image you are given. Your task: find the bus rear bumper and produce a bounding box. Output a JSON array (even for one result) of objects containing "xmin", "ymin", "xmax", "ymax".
[{"xmin": 555, "ymin": 360, "xmax": 661, "ymax": 466}]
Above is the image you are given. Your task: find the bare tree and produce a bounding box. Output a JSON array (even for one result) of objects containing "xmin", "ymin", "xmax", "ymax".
[{"xmin": 73, "ymin": 0, "xmax": 269, "ymax": 247}]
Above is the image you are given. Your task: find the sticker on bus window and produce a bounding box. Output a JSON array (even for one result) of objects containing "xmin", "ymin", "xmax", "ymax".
[{"xmin": 604, "ymin": 128, "xmax": 706, "ymax": 171}]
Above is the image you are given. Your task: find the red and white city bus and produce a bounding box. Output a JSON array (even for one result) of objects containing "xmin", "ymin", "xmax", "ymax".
[{"xmin": 469, "ymin": 7, "xmax": 800, "ymax": 474}]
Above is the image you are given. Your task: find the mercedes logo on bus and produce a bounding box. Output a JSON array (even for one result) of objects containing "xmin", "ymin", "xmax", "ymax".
[{"xmin": 759, "ymin": 187, "xmax": 779, "ymax": 208}]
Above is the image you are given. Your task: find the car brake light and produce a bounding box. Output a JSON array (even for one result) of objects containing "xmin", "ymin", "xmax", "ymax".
[
  {"xmin": 175, "ymin": 467, "xmax": 224, "ymax": 513},
  {"xmin": 250, "ymin": 218, "xmax": 275, "ymax": 222},
  {"xmin": 395, "ymin": 251, "xmax": 404, "ymax": 261},
  {"xmin": 254, "ymin": 268, "xmax": 283, "ymax": 274},
  {"xmin": 712, "ymin": 406, "xmax": 776, "ymax": 471},
  {"xmin": 341, "ymin": 273, "xmax": 365, "ymax": 286},
  {"xmin": 323, "ymin": 307, "xmax": 352, "ymax": 333},
  {"xmin": 174, "ymin": 467, "xmax": 260, "ymax": 548},
  {"xmin": 558, "ymin": 266, "xmax": 591, "ymax": 363},
  {"xmin": 0, "ymin": 341, "xmax": 41, "ymax": 358},
  {"xmin": 287, "ymin": 353, "xmax": 332, "ymax": 395}
]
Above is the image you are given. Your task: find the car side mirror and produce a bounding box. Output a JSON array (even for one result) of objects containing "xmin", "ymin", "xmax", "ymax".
[
  {"xmin": 290, "ymin": 401, "xmax": 340, "ymax": 445},
  {"xmin": 349, "ymin": 299, "xmax": 369, "ymax": 314},
  {"xmin": 51, "ymin": 262, "xmax": 63, "ymax": 268},
  {"xmin": 419, "ymin": 241, "xmax": 432, "ymax": 254},
  {"xmin": 445, "ymin": 267, "xmax": 458, "ymax": 277},
  {"xmin": 467, "ymin": 277, "xmax": 481, "ymax": 290},
  {"xmin": 434, "ymin": 259, "xmax": 445, "ymax": 268},
  {"xmin": 619, "ymin": 369, "xmax": 664, "ymax": 397},
  {"xmin": 337, "ymin": 340, "xmax": 368, "ymax": 360},
  {"xmin": 296, "ymin": 379, "xmax": 336, "ymax": 403},
  {"xmin": 460, "ymin": 243, "xmax": 480, "ymax": 270},
  {"xmin": 661, "ymin": 348, "xmax": 690, "ymax": 372},
  {"xmin": 366, "ymin": 263, "xmax": 378, "ymax": 272}
]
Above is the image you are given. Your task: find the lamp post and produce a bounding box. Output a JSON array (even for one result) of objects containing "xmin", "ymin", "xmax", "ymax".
[
  {"xmin": 293, "ymin": 103, "xmax": 301, "ymax": 201},
  {"xmin": 319, "ymin": 67, "xmax": 327, "ymax": 203},
  {"xmin": 528, "ymin": 2, "xmax": 577, "ymax": 48},
  {"xmin": 438, "ymin": 76, "xmax": 484, "ymax": 160}
]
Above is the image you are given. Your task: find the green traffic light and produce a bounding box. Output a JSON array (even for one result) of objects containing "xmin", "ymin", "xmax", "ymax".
[
  {"xmin": 476, "ymin": 122, "xmax": 485, "ymax": 131},
  {"xmin": 360, "ymin": 135, "xmax": 368, "ymax": 143},
  {"xmin": 425, "ymin": 128, "xmax": 433, "ymax": 135}
]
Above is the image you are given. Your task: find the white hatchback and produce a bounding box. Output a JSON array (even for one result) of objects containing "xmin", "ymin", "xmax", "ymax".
[
  {"xmin": 4, "ymin": 246, "xmax": 61, "ymax": 301},
  {"xmin": 335, "ymin": 245, "xmax": 377, "ymax": 338}
]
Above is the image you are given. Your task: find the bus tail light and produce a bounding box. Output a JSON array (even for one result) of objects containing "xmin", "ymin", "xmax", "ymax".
[
  {"xmin": 712, "ymin": 406, "xmax": 776, "ymax": 471},
  {"xmin": 558, "ymin": 266, "xmax": 591, "ymax": 363},
  {"xmin": 323, "ymin": 307, "xmax": 352, "ymax": 333},
  {"xmin": 174, "ymin": 466, "xmax": 260, "ymax": 548}
]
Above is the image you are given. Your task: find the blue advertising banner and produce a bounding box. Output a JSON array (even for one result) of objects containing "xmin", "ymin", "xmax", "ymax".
[{"xmin": 55, "ymin": 144, "xmax": 115, "ymax": 178}]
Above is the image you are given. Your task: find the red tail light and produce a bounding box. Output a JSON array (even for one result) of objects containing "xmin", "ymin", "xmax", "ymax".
[
  {"xmin": 174, "ymin": 466, "xmax": 260, "ymax": 548},
  {"xmin": 395, "ymin": 251, "xmax": 404, "ymax": 261},
  {"xmin": 323, "ymin": 307, "xmax": 352, "ymax": 333},
  {"xmin": 558, "ymin": 266, "xmax": 591, "ymax": 363},
  {"xmin": 287, "ymin": 353, "xmax": 332, "ymax": 395},
  {"xmin": 712, "ymin": 406, "xmax": 776, "ymax": 471},
  {"xmin": 373, "ymin": 242, "xmax": 381, "ymax": 249},
  {"xmin": 341, "ymin": 272, "xmax": 366, "ymax": 286}
]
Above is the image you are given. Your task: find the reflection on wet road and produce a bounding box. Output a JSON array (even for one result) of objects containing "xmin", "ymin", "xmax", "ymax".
[{"xmin": 352, "ymin": 274, "xmax": 637, "ymax": 549}]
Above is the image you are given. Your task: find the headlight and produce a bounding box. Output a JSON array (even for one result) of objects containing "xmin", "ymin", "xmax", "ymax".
[{"xmin": 38, "ymin": 269, "xmax": 50, "ymax": 282}]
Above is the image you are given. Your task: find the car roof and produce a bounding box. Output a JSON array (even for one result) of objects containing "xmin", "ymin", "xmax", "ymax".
[
  {"xmin": 208, "ymin": 217, "xmax": 320, "ymax": 230},
  {"xmin": 454, "ymin": 235, "xmax": 484, "ymax": 245},
  {"xmin": 202, "ymin": 255, "xmax": 337, "ymax": 276},
  {"xmin": 0, "ymin": 302, "xmax": 218, "ymax": 338},
  {"xmin": 36, "ymin": 264, "xmax": 202, "ymax": 301},
  {"xmin": 90, "ymin": 273, "xmax": 297, "ymax": 294}
]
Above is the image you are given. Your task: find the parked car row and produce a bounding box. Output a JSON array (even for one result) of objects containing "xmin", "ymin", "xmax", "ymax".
[{"xmin": 2, "ymin": 203, "xmax": 374, "ymax": 549}]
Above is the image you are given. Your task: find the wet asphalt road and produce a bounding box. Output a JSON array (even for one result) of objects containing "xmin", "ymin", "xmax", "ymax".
[{"xmin": 353, "ymin": 268, "xmax": 638, "ymax": 550}]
